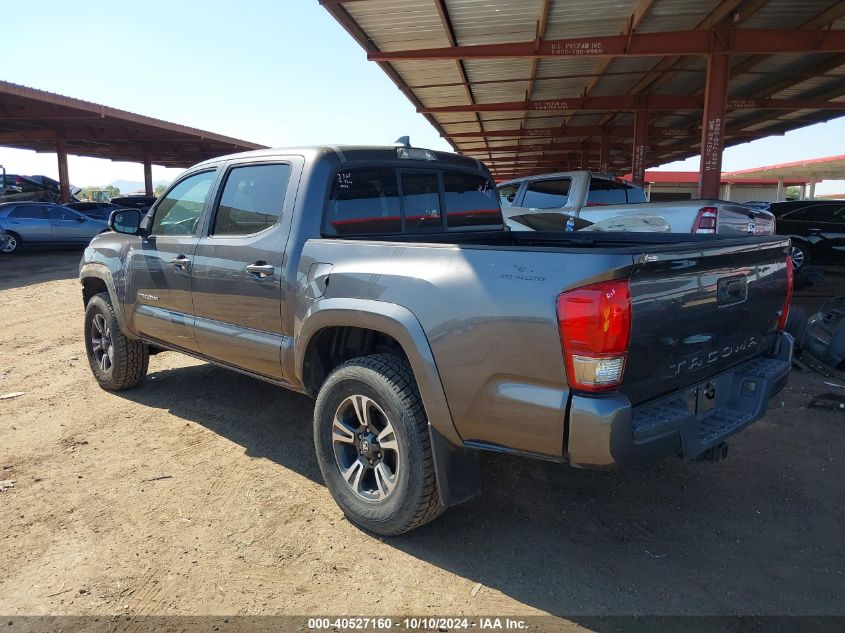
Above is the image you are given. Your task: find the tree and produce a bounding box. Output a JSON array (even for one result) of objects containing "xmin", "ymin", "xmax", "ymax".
[
  {"xmin": 785, "ymin": 186, "xmax": 801, "ymax": 201},
  {"xmin": 154, "ymin": 183, "xmax": 167, "ymax": 197}
]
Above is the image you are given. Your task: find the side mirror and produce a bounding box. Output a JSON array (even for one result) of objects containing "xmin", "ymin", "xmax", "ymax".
[{"xmin": 109, "ymin": 209, "xmax": 143, "ymax": 235}]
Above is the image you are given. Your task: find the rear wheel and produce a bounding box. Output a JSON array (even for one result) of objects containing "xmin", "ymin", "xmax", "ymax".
[
  {"xmin": 790, "ymin": 242, "xmax": 809, "ymax": 271},
  {"xmin": 1, "ymin": 232, "xmax": 20, "ymax": 254},
  {"xmin": 84, "ymin": 292, "xmax": 149, "ymax": 390},
  {"xmin": 313, "ymin": 354, "xmax": 444, "ymax": 535}
]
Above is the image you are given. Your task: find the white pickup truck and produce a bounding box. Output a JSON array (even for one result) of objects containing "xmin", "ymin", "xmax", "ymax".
[{"xmin": 498, "ymin": 171, "xmax": 775, "ymax": 235}]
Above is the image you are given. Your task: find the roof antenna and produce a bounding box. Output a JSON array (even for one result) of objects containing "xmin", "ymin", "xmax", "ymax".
[{"xmin": 393, "ymin": 136, "xmax": 411, "ymax": 148}]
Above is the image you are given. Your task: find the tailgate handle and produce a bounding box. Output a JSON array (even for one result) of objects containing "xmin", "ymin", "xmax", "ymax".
[{"xmin": 717, "ymin": 276, "xmax": 747, "ymax": 306}]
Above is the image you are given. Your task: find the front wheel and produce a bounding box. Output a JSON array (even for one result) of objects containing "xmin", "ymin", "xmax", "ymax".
[
  {"xmin": 84, "ymin": 292, "xmax": 149, "ymax": 390},
  {"xmin": 313, "ymin": 354, "xmax": 444, "ymax": 535}
]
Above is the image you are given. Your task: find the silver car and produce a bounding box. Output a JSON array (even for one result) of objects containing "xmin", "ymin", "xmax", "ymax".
[{"xmin": 0, "ymin": 202, "xmax": 108, "ymax": 254}]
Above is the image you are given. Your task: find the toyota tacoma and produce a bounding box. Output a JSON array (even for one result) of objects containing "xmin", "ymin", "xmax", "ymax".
[{"xmin": 79, "ymin": 144, "xmax": 793, "ymax": 535}]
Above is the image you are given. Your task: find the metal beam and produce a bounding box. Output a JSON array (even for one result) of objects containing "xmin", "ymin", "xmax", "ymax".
[
  {"xmin": 699, "ymin": 52, "xmax": 730, "ymax": 199},
  {"xmin": 55, "ymin": 127, "xmax": 70, "ymax": 203},
  {"xmin": 435, "ymin": 96, "xmax": 845, "ymax": 114},
  {"xmin": 449, "ymin": 124, "xmax": 774, "ymax": 140},
  {"xmin": 632, "ymin": 110, "xmax": 648, "ymax": 186},
  {"xmin": 143, "ymin": 145, "xmax": 153, "ymax": 196},
  {"xmin": 369, "ymin": 29, "xmax": 845, "ymax": 61},
  {"xmin": 600, "ymin": 136, "xmax": 611, "ymax": 173}
]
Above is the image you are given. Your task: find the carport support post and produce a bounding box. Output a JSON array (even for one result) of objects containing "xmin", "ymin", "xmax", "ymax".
[
  {"xmin": 809, "ymin": 179, "xmax": 816, "ymax": 199},
  {"xmin": 55, "ymin": 127, "xmax": 70, "ymax": 203},
  {"xmin": 698, "ymin": 50, "xmax": 730, "ymax": 200},
  {"xmin": 632, "ymin": 110, "xmax": 647, "ymax": 186},
  {"xmin": 776, "ymin": 177, "xmax": 784, "ymax": 200},
  {"xmin": 143, "ymin": 146, "xmax": 153, "ymax": 196},
  {"xmin": 600, "ymin": 135, "xmax": 610, "ymax": 173}
]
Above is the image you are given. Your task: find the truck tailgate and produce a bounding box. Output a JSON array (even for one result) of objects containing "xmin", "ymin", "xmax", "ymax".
[{"xmin": 622, "ymin": 237, "xmax": 790, "ymax": 405}]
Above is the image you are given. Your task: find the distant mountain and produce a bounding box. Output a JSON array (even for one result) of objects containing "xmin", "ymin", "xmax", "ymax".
[{"xmin": 108, "ymin": 179, "xmax": 170, "ymax": 194}]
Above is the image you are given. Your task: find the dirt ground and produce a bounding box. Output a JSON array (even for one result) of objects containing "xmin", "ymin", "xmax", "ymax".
[{"xmin": 1, "ymin": 250, "xmax": 844, "ymax": 623}]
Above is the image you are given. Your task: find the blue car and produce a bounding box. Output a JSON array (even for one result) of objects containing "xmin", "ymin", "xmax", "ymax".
[{"xmin": 0, "ymin": 202, "xmax": 109, "ymax": 254}]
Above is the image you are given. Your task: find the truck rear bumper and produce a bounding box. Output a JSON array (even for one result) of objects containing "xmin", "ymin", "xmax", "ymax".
[{"xmin": 567, "ymin": 332, "xmax": 793, "ymax": 468}]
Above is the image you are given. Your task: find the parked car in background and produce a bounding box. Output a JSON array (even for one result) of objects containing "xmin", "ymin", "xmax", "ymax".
[
  {"xmin": 109, "ymin": 195, "xmax": 157, "ymax": 212},
  {"xmin": 770, "ymin": 199, "xmax": 845, "ymax": 270},
  {"xmin": 0, "ymin": 201, "xmax": 108, "ymax": 254},
  {"xmin": 66, "ymin": 201, "xmax": 124, "ymax": 221},
  {"xmin": 27, "ymin": 175, "xmax": 82, "ymax": 198},
  {"xmin": 498, "ymin": 171, "xmax": 775, "ymax": 235},
  {"xmin": 1, "ymin": 174, "xmax": 57, "ymax": 202}
]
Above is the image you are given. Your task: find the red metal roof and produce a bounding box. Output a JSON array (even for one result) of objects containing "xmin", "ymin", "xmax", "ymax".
[
  {"xmin": 322, "ymin": 0, "xmax": 845, "ymax": 181},
  {"xmin": 0, "ymin": 80, "xmax": 266, "ymax": 168}
]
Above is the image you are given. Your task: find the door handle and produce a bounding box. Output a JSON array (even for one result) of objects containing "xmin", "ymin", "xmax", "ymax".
[
  {"xmin": 246, "ymin": 262, "xmax": 275, "ymax": 278},
  {"xmin": 170, "ymin": 255, "xmax": 191, "ymax": 269}
]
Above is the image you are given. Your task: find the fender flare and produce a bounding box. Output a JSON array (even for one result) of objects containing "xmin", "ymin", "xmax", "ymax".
[
  {"xmin": 296, "ymin": 298, "xmax": 482, "ymax": 506},
  {"xmin": 79, "ymin": 263, "xmax": 135, "ymax": 338}
]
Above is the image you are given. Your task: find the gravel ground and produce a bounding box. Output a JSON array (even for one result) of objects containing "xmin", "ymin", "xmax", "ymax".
[{"xmin": 0, "ymin": 250, "xmax": 843, "ymax": 623}]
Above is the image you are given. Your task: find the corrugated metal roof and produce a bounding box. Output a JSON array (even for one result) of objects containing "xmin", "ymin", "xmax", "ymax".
[
  {"xmin": 323, "ymin": 0, "xmax": 845, "ymax": 178},
  {"xmin": 0, "ymin": 80, "xmax": 264, "ymax": 167}
]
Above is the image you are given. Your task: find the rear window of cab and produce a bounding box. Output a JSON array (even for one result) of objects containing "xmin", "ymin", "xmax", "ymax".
[{"xmin": 323, "ymin": 167, "xmax": 502, "ymax": 236}]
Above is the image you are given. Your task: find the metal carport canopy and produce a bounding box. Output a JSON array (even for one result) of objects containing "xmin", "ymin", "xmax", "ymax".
[
  {"xmin": 0, "ymin": 80, "xmax": 266, "ymax": 199},
  {"xmin": 321, "ymin": 0, "xmax": 845, "ymax": 198}
]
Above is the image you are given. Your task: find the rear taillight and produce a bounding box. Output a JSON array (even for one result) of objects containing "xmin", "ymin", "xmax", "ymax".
[
  {"xmin": 693, "ymin": 206, "xmax": 718, "ymax": 234},
  {"xmin": 556, "ymin": 280, "xmax": 631, "ymax": 392},
  {"xmin": 777, "ymin": 255, "xmax": 793, "ymax": 331}
]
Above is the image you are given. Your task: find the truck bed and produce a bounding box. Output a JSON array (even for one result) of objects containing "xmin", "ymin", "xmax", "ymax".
[{"xmin": 301, "ymin": 231, "xmax": 791, "ymax": 462}]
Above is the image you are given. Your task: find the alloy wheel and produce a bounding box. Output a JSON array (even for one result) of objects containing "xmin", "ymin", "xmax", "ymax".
[
  {"xmin": 790, "ymin": 245, "xmax": 805, "ymax": 270},
  {"xmin": 332, "ymin": 394, "xmax": 400, "ymax": 503},
  {"xmin": 90, "ymin": 313, "xmax": 114, "ymax": 374}
]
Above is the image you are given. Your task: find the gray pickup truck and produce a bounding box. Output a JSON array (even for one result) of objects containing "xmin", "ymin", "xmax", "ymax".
[{"xmin": 80, "ymin": 144, "xmax": 794, "ymax": 535}]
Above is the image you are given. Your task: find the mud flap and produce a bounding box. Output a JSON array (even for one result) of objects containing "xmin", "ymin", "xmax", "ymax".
[{"xmin": 428, "ymin": 425, "xmax": 482, "ymax": 507}]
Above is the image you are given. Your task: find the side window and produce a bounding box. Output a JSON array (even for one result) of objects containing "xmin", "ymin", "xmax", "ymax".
[
  {"xmin": 444, "ymin": 171, "xmax": 502, "ymax": 228},
  {"xmin": 586, "ymin": 178, "xmax": 629, "ymax": 206},
  {"xmin": 784, "ymin": 207, "xmax": 811, "ymax": 221},
  {"xmin": 9, "ymin": 205, "xmax": 45, "ymax": 219},
  {"xmin": 325, "ymin": 168, "xmax": 401, "ymax": 236},
  {"xmin": 522, "ymin": 179, "xmax": 570, "ymax": 209},
  {"xmin": 497, "ymin": 184, "xmax": 520, "ymax": 208},
  {"xmin": 625, "ymin": 184, "xmax": 647, "ymax": 203},
  {"xmin": 787, "ymin": 205, "xmax": 836, "ymax": 222},
  {"xmin": 212, "ymin": 163, "xmax": 290, "ymax": 236},
  {"xmin": 150, "ymin": 171, "xmax": 216, "ymax": 236},
  {"xmin": 810, "ymin": 204, "xmax": 842, "ymax": 222},
  {"xmin": 47, "ymin": 206, "xmax": 81, "ymax": 221},
  {"xmin": 401, "ymin": 171, "xmax": 441, "ymax": 230}
]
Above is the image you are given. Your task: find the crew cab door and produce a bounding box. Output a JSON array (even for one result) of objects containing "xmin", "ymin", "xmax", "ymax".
[
  {"xmin": 127, "ymin": 169, "xmax": 218, "ymax": 352},
  {"xmin": 190, "ymin": 158, "xmax": 301, "ymax": 380}
]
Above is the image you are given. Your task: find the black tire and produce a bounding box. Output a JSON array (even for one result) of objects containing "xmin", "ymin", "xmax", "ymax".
[
  {"xmin": 790, "ymin": 242, "xmax": 810, "ymax": 271},
  {"xmin": 84, "ymin": 292, "xmax": 149, "ymax": 391},
  {"xmin": 1, "ymin": 232, "xmax": 21, "ymax": 255},
  {"xmin": 313, "ymin": 353, "xmax": 444, "ymax": 535}
]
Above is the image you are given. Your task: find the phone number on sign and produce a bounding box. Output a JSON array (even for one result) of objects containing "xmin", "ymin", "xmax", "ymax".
[{"xmin": 307, "ymin": 617, "xmax": 476, "ymax": 630}]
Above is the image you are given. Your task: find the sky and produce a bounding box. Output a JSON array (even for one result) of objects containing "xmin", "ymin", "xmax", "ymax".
[{"xmin": 1, "ymin": 0, "xmax": 843, "ymax": 195}]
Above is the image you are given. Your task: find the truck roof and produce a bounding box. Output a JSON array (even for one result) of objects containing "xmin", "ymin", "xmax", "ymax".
[
  {"xmin": 497, "ymin": 170, "xmax": 626, "ymax": 187},
  {"xmin": 192, "ymin": 145, "xmax": 487, "ymax": 173}
]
